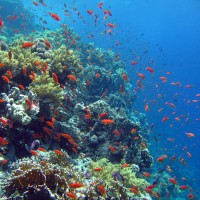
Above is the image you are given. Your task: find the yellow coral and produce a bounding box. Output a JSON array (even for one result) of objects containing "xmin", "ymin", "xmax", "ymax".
[{"xmin": 29, "ymin": 73, "xmax": 64, "ymax": 105}]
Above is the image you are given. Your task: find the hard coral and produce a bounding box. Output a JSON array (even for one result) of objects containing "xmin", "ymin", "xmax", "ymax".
[{"xmin": 29, "ymin": 73, "xmax": 64, "ymax": 106}]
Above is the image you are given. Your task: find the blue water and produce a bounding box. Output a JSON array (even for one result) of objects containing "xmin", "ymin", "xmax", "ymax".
[{"xmin": 2, "ymin": 0, "xmax": 200, "ymax": 198}]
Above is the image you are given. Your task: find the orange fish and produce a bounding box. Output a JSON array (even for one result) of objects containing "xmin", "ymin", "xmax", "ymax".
[
  {"xmin": 130, "ymin": 186, "xmax": 139, "ymax": 195},
  {"xmin": 145, "ymin": 103, "xmax": 149, "ymax": 111},
  {"xmin": 185, "ymin": 132, "xmax": 195, "ymax": 138},
  {"xmin": 122, "ymin": 163, "xmax": 130, "ymax": 168},
  {"xmin": 2, "ymin": 75, "xmax": 10, "ymax": 84},
  {"xmin": 95, "ymin": 73, "xmax": 101, "ymax": 78},
  {"xmin": 109, "ymin": 145, "xmax": 116, "ymax": 153},
  {"xmin": 49, "ymin": 12, "xmax": 60, "ymax": 21},
  {"xmin": 61, "ymin": 133, "xmax": 73, "ymax": 140},
  {"xmin": 69, "ymin": 182, "xmax": 84, "ymax": 188},
  {"xmin": 67, "ymin": 74, "xmax": 77, "ymax": 82},
  {"xmin": 22, "ymin": 42, "xmax": 34, "ymax": 48},
  {"xmin": 25, "ymin": 99, "xmax": 32, "ymax": 110},
  {"xmin": 30, "ymin": 150, "xmax": 39, "ymax": 156},
  {"xmin": 137, "ymin": 73, "xmax": 145, "ymax": 79},
  {"xmin": 18, "ymin": 84, "xmax": 25, "ymax": 90},
  {"xmin": 0, "ymin": 98, "xmax": 6, "ymax": 103},
  {"xmin": 104, "ymin": 9, "xmax": 112, "ymax": 16},
  {"xmin": 66, "ymin": 192, "xmax": 77, "ymax": 199},
  {"xmin": 0, "ymin": 63, "xmax": 5, "ymax": 68},
  {"xmin": 101, "ymin": 119, "xmax": 115, "ymax": 125},
  {"xmin": 187, "ymin": 151, "xmax": 192, "ymax": 158},
  {"xmin": 29, "ymin": 71, "xmax": 35, "ymax": 81},
  {"xmin": 179, "ymin": 185, "xmax": 188, "ymax": 190},
  {"xmin": 143, "ymin": 172, "xmax": 151, "ymax": 177},
  {"xmin": 40, "ymin": 161, "xmax": 47, "ymax": 165},
  {"xmin": 98, "ymin": 2, "xmax": 104, "ymax": 9},
  {"xmin": 94, "ymin": 167, "xmax": 103, "ymax": 171},
  {"xmin": 38, "ymin": 147, "xmax": 46, "ymax": 152},
  {"xmin": 54, "ymin": 149, "xmax": 63, "ymax": 155},
  {"xmin": 160, "ymin": 76, "xmax": 167, "ymax": 83},
  {"xmin": 98, "ymin": 112, "xmax": 108, "ymax": 119},
  {"xmin": 97, "ymin": 185, "xmax": 106, "ymax": 196},
  {"xmin": 87, "ymin": 10, "xmax": 94, "ymax": 15},
  {"xmin": 52, "ymin": 73, "xmax": 59, "ymax": 84},
  {"xmin": 107, "ymin": 23, "xmax": 115, "ymax": 28},
  {"xmin": 46, "ymin": 121, "xmax": 54, "ymax": 128},
  {"xmin": 6, "ymin": 70, "xmax": 13, "ymax": 79},
  {"xmin": 131, "ymin": 128, "xmax": 137, "ymax": 134},
  {"xmin": 146, "ymin": 66, "xmax": 154, "ymax": 73},
  {"xmin": 1, "ymin": 159, "xmax": 8, "ymax": 166},
  {"xmin": 157, "ymin": 155, "xmax": 167, "ymax": 163},
  {"xmin": 162, "ymin": 116, "xmax": 169, "ymax": 122},
  {"xmin": 169, "ymin": 178, "xmax": 177, "ymax": 185},
  {"xmin": 44, "ymin": 39, "xmax": 51, "ymax": 48},
  {"xmin": 122, "ymin": 73, "xmax": 129, "ymax": 82}
]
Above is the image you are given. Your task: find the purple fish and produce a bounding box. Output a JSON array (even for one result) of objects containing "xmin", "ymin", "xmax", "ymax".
[{"xmin": 112, "ymin": 172, "xmax": 125, "ymax": 182}]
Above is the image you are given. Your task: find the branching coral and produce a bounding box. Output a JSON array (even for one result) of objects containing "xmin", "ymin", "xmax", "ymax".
[{"xmin": 29, "ymin": 73, "xmax": 64, "ymax": 105}]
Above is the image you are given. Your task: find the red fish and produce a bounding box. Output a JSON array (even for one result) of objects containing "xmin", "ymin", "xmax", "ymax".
[
  {"xmin": 98, "ymin": 112, "xmax": 108, "ymax": 118},
  {"xmin": 122, "ymin": 73, "xmax": 129, "ymax": 82},
  {"xmin": 87, "ymin": 10, "xmax": 94, "ymax": 15},
  {"xmin": 49, "ymin": 13, "xmax": 60, "ymax": 21},
  {"xmin": 38, "ymin": 147, "xmax": 46, "ymax": 152},
  {"xmin": 162, "ymin": 117, "xmax": 169, "ymax": 122},
  {"xmin": 169, "ymin": 178, "xmax": 177, "ymax": 185},
  {"xmin": 54, "ymin": 149, "xmax": 63, "ymax": 155},
  {"xmin": 98, "ymin": 2, "xmax": 104, "ymax": 9},
  {"xmin": 137, "ymin": 73, "xmax": 145, "ymax": 79},
  {"xmin": 1, "ymin": 159, "xmax": 8, "ymax": 166},
  {"xmin": 107, "ymin": 23, "xmax": 115, "ymax": 28},
  {"xmin": 109, "ymin": 145, "xmax": 116, "ymax": 153},
  {"xmin": 185, "ymin": 132, "xmax": 195, "ymax": 138},
  {"xmin": 66, "ymin": 192, "xmax": 77, "ymax": 199},
  {"xmin": 52, "ymin": 73, "xmax": 59, "ymax": 84},
  {"xmin": 69, "ymin": 182, "xmax": 84, "ymax": 188},
  {"xmin": 25, "ymin": 99, "xmax": 32, "ymax": 110},
  {"xmin": 101, "ymin": 119, "xmax": 115, "ymax": 125},
  {"xmin": 160, "ymin": 76, "xmax": 167, "ymax": 83},
  {"xmin": 179, "ymin": 185, "xmax": 188, "ymax": 190},
  {"xmin": 67, "ymin": 74, "xmax": 77, "ymax": 82},
  {"xmin": 44, "ymin": 39, "xmax": 51, "ymax": 48},
  {"xmin": 157, "ymin": 155, "xmax": 167, "ymax": 162},
  {"xmin": 2, "ymin": 75, "xmax": 10, "ymax": 84},
  {"xmin": 0, "ymin": 18, "xmax": 4, "ymax": 28},
  {"xmin": 97, "ymin": 185, "xmax": 106, "ymax": 196},
  {"xmin": 22, "ymin": 42, "xmax": 34, "ymax": 48},
  {"xmin": 30, "ymin": 150, "xmax": 39, "ymax": 156},
  {"xmin": 104, "ymin": 10, "xmax": 112, "ymax": 16},
  {"xmin": 94, "ymin": 167, "xmax": 103, "ymax": 171},
  {"xmin": 143, "ymin": 172, "xmax": 151, "ymax": 177},
  {"xmin": 146, "ymin": 66, "xmax": 154, "ymax": 73}
]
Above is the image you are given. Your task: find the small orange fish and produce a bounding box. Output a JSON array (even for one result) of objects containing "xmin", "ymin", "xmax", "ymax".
[
  {"xmin": 137, "ymin": 73, "xmax": 145, "ymax": 79},
  {"xmin": 97, "ymin": 185, "xmax": 106, "ymax": 196},
  {"xmin": 38, "ymin": 147, "xmax": 46, "ymax": 152},
  {"xmin": 131, "ymin": 128, "xmax": 137, "ymax": 134},
  {"xmin": 98, "ymin": 112, "xmax": 108, "ymax": 118},
  {"xmin": 143, "ymin": 172, "xmax": 151, "ymax": 177},
  {"xmin": 187, "ymin": 151, "xmax": 192, "ymax": 158},
  {"xmin": 49, "ymin": 12, "xmax": 60, "ymax": 21},
  {"xmin": 54, "ymin": 149, "xmax": 63, "ymax": 155},
  {"xmin": 34, "ymin": 60, "xmax": 41, "ymax": 67},
  {"xmin": 146, "ymin": 66, "xmax": 154, "ymax": 73},
  {"xmin": 18, "ymin": 84, "xmax": 25, "ymax": 90},
  {"xmin": 67, "ymin": 74, "xmax": 78, "ymax": 82},
  {"xmin": 61, "ymin": 133, "xmax": 73, "ymax": 140},
  {"xmin": 130, "ymin": 186, "xmax": 139, "ymax": 195},
  {"xmin": 44, "ymin": 39, "xmax": 51, "ymax": 48},
  {"xmin": 122, "ymin": 73, "xmax": 129, "ymax": 82},
  {"xmin": 179, "ymin": 185, "xmax": 188, "ymax": 190},
  {"xmin": 169, "ymin": 178, "xmax": 177, "ymax": 185},
  {"xmin": 30, "ymin": 150, "xmax": 39, "ymax": 156},
  {"xmin": 122, "ymin": 163, "xmax": 130, "ymax": 168},
  {"xmin": 185, "ymin": 132, "xmax": 195, "ymax": 138},
  {"xmin": 160, "ymin": 76, "xmax": 167, "ymax": 83},
  {"xmin": 0, "ymin": 98, "xmax": 6, "ymax": 103},
  {"xmin": 109, "ymin": 145, "xmax": 116, "ymax": 153},
  {"xmin": 157, "ymin": 155, "xmax": 167, "ymax": 163},
  {"xmin": 0, "ymin": 63, "xmax": 5, "ymax": 68},
  {"xmin": 104, "ymin": 9, "xmax": 112, "ymax": 16},
  {"xmin": 107, "ymin": 23, "xmax": 115, "ymax": 28},
  {"xmin": 66, "ymin": 192, "xmax": 77, "ymax": 199},
  {"xmin": 40, "ymin": 161, "xmax": 47, "ymax": 165},
  {"xmin": 87, "ymin": 10, "xmax": 94, "ymax": 15},
  {"xmin": 2, "ymin": 75, "xmax": 10, "ymax": 84},
  {"xmin": 22, "ymin": 42, "xmax": 34, "ymax": 48},
  {"xmin": 162, "ymin": 116, "xmax": 169, "ymax": 122},
  {"xmin": 6, "ymin": 70, "xmax": 13, "ymax": 79},
  {"xmin": 52, "ymin": 73, "xmax": 59, "ymax": 84},
  {"xmin": 95, "ymin": 73, "xmax": 101, "ymax": 78},
  {"xmin": 101, "ymin": 119, "xmax": 115, "ymax": 125},
  {"xmin": 1, "ymin": 159, "xmax": 8, "ymax": 166},
  {"xmin": 25, "ymin": 99, "xmax": 32, "ymax": 110},
  {"xmin": 29, "ymin": 71, "xmax": 35, "ymax": 81},
  {"xmin": 94, "ymin": 167, "xmax": 103, "ymax": 171},
  {"xmin": 23, "ymin": 68, "xmax": 27, "ymax": 76},
  {"xmin": 69, "ymin": 182, "xmax": 84, "ymax": 188},
  {"xmin": 145, "ymin": 103, "xmax": 149, "ymax": 111},
  {"xmin": 46, "ymin": 121, "xmax": 54, "ymax": 128}
]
